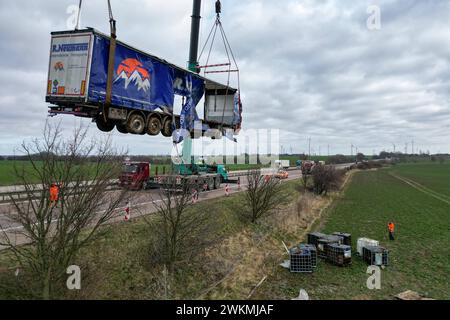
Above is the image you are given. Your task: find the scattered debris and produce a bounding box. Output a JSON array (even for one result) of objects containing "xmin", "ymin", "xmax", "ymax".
[
  {"xmin": 281, "ymin": 241, "xmax": 290, "ymax": 254},
  {"xmin": 292, "ymin": 289, "xmax": 310, "ymax": 300},
  {"xmin": 247, "ymin": 275, "xmax": 267, "ymax": 299},
  {"xmin": 395, "ymin": 290, "xmax": 434, "ymax": 300},
  {"xmin": 280, "ymin": 260, "xmax": 290, "ymax": 269}
]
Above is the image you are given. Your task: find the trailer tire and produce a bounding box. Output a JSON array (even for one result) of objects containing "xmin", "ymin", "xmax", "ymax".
[
  {"xmin": 161, "ymin": 118, "xmax": 173, "ymax": 137},
  {"xmin": 147, "ymin": 115, "xmax": 162, "ymax": 136},
  {"xmin": 116, "ymin": 124, "xmax": 128, "ymax": 134},
  {"xmin": 127, "ymin": 113, "xmax": 145, "ymax": 135},
  {"xmin": 96, "ymin": 117, "xmax": 115, "ymax": 132},
  {"xmin": 207, "ymin": 177, "xmax": 214, "ymax": 190},
  {"xmin": 214, "ymin": 177, "xmax": 221, "ymax": 189}
]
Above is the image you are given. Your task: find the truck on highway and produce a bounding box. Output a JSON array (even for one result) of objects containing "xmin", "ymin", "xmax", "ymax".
[
  {"xmin": 274, "ymin": 159, "xmax": 290, "ymax": 169},
  {"xmin": 119, "ymin": 160, "xmax": 242, "ymax": 191},
  {"xmin": 301, "ymin": 160, "xmax": 315, "ymax": 175}
]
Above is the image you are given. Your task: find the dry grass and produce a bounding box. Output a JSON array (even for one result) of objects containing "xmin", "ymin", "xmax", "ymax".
[{"xmin": 199, "ymin": 172, "xmax": 355, "ymax": 299}]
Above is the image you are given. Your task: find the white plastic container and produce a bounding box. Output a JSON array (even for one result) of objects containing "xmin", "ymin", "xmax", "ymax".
[{"xmin": 357, "ymin": 237, "xmax": 379, "ymax": 255}]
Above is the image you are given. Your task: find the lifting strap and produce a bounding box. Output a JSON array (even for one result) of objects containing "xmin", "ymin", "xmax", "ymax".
[
  {"xmin": 104, "ymin": 0, "xmax": 117, "ymax": 122},
  {"xmin": 197, "ymin": 0, "xmax": 240, "ymax": 133}
]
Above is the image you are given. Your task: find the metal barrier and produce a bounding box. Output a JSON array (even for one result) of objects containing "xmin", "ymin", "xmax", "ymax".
[{"xmin": 0, "ymin": 182, "xmax": 121, "ymax": 204}]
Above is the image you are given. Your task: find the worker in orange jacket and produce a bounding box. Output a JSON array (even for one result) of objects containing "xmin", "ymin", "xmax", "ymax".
[
  {"xmin": 49, "ymin": 183, "xmax": 59, "ymax": 207},
  {"xmin": 388, "ymin": 222, "xmax": 395, "ymax": 240}
]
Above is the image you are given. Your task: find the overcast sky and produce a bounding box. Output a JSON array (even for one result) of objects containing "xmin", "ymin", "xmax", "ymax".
[{"xmin": 0, "ymin": 0, "xmax": 449, "ymax": 156}]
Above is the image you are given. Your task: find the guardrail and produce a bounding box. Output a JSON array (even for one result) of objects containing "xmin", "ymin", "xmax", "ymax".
[{"xmin": 0, "ymin": 182, "xmax": 121, "ymax": 204}]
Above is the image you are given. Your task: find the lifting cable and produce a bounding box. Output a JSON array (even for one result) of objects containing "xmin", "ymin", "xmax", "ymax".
[
  {"xmin": 197, "ymin": 0, "xmax": 240, "ymax": 133},
  {"xmin": 75, "ymin": 0, "xmax": 82, "ymax": 30}
]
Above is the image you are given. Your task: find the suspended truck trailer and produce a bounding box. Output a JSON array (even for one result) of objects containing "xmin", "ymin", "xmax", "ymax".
[{"xmin": 46, "ymin": 28, "xmax": 242, "ymax": 138}]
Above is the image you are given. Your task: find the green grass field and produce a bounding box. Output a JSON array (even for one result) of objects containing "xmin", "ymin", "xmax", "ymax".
[
  {"xmin": 257, "ymin": 163, "xmax": 450, "ymax": 300},
  {"xmin": 0, "ymin": 161, "xmax": 32, "ymax": 186},
  {"xmin": 390, "ymin": 162, "xmax": 450, "ymax": 198}
]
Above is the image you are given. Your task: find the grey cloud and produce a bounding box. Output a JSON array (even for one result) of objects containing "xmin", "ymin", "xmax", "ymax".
[{"xmin": 0, "ymin": 0, "xmax": 449, "ymax": 155}]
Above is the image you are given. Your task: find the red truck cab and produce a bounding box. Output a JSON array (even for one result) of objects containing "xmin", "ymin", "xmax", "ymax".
[
  {"xmin": 301, "ymin": 160, "xmax": 315, "ymax": 175},
  {"xmin": 119, "ymin": 162, "xmax": 150, "ymax": 190}
]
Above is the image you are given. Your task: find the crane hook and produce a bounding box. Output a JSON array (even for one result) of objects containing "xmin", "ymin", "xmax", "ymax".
[{"xmin": 215, "ymin": 0, "xmax": 221, "ymax": 17}]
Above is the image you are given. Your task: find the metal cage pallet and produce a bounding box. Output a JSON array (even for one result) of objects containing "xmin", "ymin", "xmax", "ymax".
[
  {"xmin": 332, "ymin": 232, "xmax": 352, "ymax": 247},
  {"xmin": 289, "ymin": 247, "xmax": 314, "ymax": 273},
  {"xmin": 362, "ymin": 246, "xmax": 389, "ymax": 266},
  {"xmin": 316, "ymin": 236, "xmax": 341, "ymax": 259},
  {"xmin": 299, "ymin": 244, "xmax": 317, "ymax": 268},
  {"xmin": 326, "ymin": 244, "xmax": 352, "ymax": 266},
  {"xmin": 307, "ymin": 232, "xmax": 327, "ymax": 247}
]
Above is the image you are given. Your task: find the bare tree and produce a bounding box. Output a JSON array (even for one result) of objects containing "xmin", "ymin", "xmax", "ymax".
[
  {"xmin": 242, "ymin": 170, "xmax": 287, "ymax": 223},
  {"xmin": 311, "ymin": 165, "xmax": 344, "ymax": 195},
  {"xmin": 146, "ymin": 179, "xmax": 218, "ymax": 274},
  {"xmin": 0, "ymin": 122, "xmax": 129, "ymax": 299}
]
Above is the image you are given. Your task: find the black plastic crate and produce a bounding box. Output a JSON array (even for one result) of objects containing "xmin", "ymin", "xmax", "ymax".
[
  {"xmin": 307, "ymin": 232, "xmax": 326, "ymax": 246},
  {"xmin": 299, "ymin": 244, "xmax": 317, "ymax": 268},
  {"xmin": 362, "ymin": 246, "xmax": 389, "ymax": 266},
  {"xmin": 289, "ymin": 247, "xmax": 314, "ymax": 273},
  {"xmin": 316, "ymin": 236, "xmax": 341, "ymax": 259},
  {"xmin": 326, "ymin": 244, "xmax": 352, "ymax": 266},
  {"xmin": 332, "ymin": 232, "xmax": 352, "ymax": 246}
]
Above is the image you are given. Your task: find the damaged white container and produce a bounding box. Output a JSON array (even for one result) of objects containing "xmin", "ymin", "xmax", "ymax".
[{"xmin": 357, "ymin": 237, "xmax": 379, "ymax": 255}]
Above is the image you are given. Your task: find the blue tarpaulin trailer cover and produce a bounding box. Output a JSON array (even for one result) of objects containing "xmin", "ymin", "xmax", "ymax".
[{"xmin": 46, "ymin": 28, "xmax": 241, "ymax": 135}]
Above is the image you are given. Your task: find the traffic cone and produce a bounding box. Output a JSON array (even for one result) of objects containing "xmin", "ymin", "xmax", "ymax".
[
  {"xmin": 124, "ymin": 201, "xmax": 131, "ymax": 221},
  {"xmin": 225, "ymin": 184, "xmax": 229, "ymax": 196}
]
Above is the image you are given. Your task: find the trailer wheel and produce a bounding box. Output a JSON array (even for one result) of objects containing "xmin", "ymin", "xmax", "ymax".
[
  {"xmin": 147, "ymin": 115, "xmax": 162, "ymax": 136},
  {"xmin": 126, "ymin": 113, "xmax": 145, "ymax": 134},
  {"xmin": 96, "ymin": 117, "xmax": 115, "ymax": 132},
  {"xmin": 214, "ymin": 177, "xmax": 221, "ymax": 189},
  {"xmin": 207, "ymin": 177, "xmax": 214, "ymax": 190},
  {"xmin": 161, "ymin": 118, "xmax": 173, "ymax": 137},
  {"xmin": 116, "ymin": 124, "xmax": 128, "ymax": 134}
]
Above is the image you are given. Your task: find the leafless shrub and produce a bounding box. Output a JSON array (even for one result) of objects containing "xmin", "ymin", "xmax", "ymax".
[
  {"xmin": 146, "ymin": 179, "xmax": 218, "ymax": 273},
  {"xmin": 0, "ymin": 122, "xmax": 129, "ymax": 299},
  {"xmin": 311, "ymin": 166, "xmax": 344, "ymax": 195},
  {"xmin": 356, "ymin": 161, "xmax": 383, "ymax": 170},
  {"xmin": 241, "ymin": 170, "xmax": 287, "ymax": 223}
]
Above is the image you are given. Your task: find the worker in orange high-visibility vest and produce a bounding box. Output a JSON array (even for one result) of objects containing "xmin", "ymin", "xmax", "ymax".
[
  {"xmin": 49, "ymin": 183, "xmax": 59, "ymax": 207},
  {"xmin": 388, "ymin": 222, "xmax": 395, "ymax": 240}
]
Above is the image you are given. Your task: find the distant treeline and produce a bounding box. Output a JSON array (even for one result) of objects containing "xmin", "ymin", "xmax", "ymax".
[
  {"xmin": 0, "ymin": 153, "xmax": 172, "ymax": 165},
  {"xmin": 2, "ymin": 151, "xmax": 448, "ymax": 165}
]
